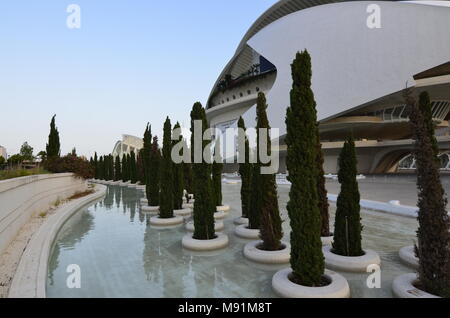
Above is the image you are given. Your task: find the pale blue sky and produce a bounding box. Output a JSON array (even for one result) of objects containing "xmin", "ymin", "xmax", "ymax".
[{"xmin": 0, "ymin": 0, "xmax": 277, "ymax": 158}]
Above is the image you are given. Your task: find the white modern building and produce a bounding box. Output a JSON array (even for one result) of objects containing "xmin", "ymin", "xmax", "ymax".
[
  {"xmin": 112, "ymin": 135, "xmax": 143, "ymax": 158},
  {"xmin": 206, "ymin": 0, "xmax": 450, "ymax": 173},
  {"xmin": 0, "ymin": 146, "xmax": 7, "ymax": 160}
]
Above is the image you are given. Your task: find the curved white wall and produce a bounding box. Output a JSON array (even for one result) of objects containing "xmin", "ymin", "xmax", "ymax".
[
  {"xmin": 0, "ymin": 173, "xmax": 87, "ymax": 255},
  {"xmin": 235, "ymin": 1, "xmax": 450, "ymax": 134}
]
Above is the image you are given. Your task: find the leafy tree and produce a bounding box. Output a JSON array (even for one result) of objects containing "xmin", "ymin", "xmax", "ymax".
[
  {"xmin": 190, "ymin": 102, "xmax": 215, "ymax": 240},
  {"xmin": 332, "ymin": 136, "xmax": 363, "ymax": 257},
  {"xmin": 20, "ymin": 142, "xmax": 34, "ymax": 161},
  {"xmin": 37, "ymin": 151, "xmax": 47, "ymax": 162},
  {"xmin": 285, "ymin": 50, "xmax": 324, "ymax": 286},
  {"xmin": 255, "ymin": 92, "xmax": 283, "ymax": 251},
  {"xmin": 130, "ymin": 151, "xmax": 137, "ymax": 183},
  {"xmin": 7, "ymin": 154, "xmax": 23, "ymax": 166},
  {"xmin": 159, "ymin": 117, "xmax": 174, "ymax": 218},
  {"xmin": 148, "ymin": 136, "xmax": 161, "ymax": 206},
  {"xmin": 238, "ymin": 117, "xmax": 252, "ymax": 219},
  {"xmin": 408, "ymin": 89, "xmax": 450, "ymax": 297},
  {"xmin": 172, "ymin": 122, "xmax": 185, "ymax": 210},
  {"xmin": 46, "ymin": 115, "xmax": 60, "ymax": 158},
  {"xmin": 212, "ymin": 138, "xmax": 223, "ymax": 207},
  {"xmin": 114, "ymin": 155, "xmax": 121, "ymax": 181},
  {"xmin": 71, "ymin": 148, "xmax": 77, "ymax": 157}
]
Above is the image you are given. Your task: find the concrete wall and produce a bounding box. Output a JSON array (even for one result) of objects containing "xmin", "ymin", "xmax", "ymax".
[{"xmin": 0, "ymin": 173, "xmax": 87, "ymax": 255}]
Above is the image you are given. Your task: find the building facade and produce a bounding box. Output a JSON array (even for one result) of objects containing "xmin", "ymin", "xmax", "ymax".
[
  {"xmin": 112, "ymin": 135, "xmax": 143, "ymax": 158},
  {"xmin": 206, "ymin": 0, "xmax": 450, "ymax": 173}
]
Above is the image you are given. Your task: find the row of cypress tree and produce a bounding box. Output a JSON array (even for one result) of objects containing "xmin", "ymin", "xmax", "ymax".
[{"xmin": 91, "ymin": 151, "xmax": 143, "ymax": 183}]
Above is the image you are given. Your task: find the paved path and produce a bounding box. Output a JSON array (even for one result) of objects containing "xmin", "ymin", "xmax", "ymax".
[{"xmin": 326, "ymin": 174, "xmax": 450, "ymax": 209}]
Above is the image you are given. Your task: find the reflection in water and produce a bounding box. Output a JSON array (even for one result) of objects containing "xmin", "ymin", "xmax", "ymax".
[{"xmin": 47, "ymin": 184, "xmax": 418, "ymax": 298}]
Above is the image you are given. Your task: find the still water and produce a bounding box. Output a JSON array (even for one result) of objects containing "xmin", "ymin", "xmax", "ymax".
[{"xmin": 46, "ymin": 184, "xmax": 417, "ymax": 298}]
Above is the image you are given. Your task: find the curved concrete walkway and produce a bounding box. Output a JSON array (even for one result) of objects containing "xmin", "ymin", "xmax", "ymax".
[{"xmin": 8, "ymin": 184, "xmax": 106, "ymax": 298}]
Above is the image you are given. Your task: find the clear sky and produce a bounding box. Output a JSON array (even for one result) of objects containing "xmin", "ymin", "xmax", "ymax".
[{"xmin": 0, "ymin": 0, "xmax": 277, "ymax": 158}]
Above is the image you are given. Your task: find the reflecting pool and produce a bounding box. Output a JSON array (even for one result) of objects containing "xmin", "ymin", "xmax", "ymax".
[{"xmin": 46, "ymin": 184, "xmax": 417, "ymax": 298}]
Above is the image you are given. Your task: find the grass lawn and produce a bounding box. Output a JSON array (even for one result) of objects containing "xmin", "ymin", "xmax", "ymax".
[{"xmin": 0, "ymin": 167, "xmax": 50, "ymax": 181}]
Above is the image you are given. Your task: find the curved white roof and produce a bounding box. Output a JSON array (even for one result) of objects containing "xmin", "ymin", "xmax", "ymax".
[{"xmin": 207, "ymin": 0, "xmax": 447, "ymax": 107}]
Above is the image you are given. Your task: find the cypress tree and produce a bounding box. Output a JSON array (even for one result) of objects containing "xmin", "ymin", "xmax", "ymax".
[
  {"xmin": 126, "ymin": 154, "xmax": 132, "ymax": 182},
  {"xmin": 109, "ymin": 155, "xmax": 115, "ymax": 181},
  {"xmin": 285, "ymin": 50, "xmax": 324, "ymax": 286},
  {"xmin": 212, "ymin": 138, "xmax": 223, "ymax": 207},
  {"xmin": 159, "ymin": 117, "xmax": 174, "ymax": 218},
  {"xmin": 99, "ymin": 156, "xmax": 104, "ymax": 180},
  {"xmin": 191, "ymin": 102, "xmax": 215, "ymax": 240},
  {"xmin": 130, "ymin": 151, "xmax": 137, "ymax": 184},
  {"xmin": 143, "ymin": 123, "xmax": 152, "ymax": 185},
  {"xmin": 256, "ymin": 92, "xmax": 283, "ymax": 251},
  {"xmin": 172, "ymin": 122, "xmax": 185, "ymax": 210},
  {"xmin": 332, "ymin": 136, "xmax": 363, "ymax": 257},
  {"xmin": 317, "ymin": 132, "xmax": 331, "ymax": 237},
  {"xmin": 114, "ymin": 155, "xmax": 121, "ymax": 181},
  {"xmin": 408, "ymin": 89, "xmax": 450, "ymax": 297},
  {"xmin": 46, "ymin": 115, "xmax": 61, "ymax": 159},
  {"xmin": 183, "ymin": 154, "xmax": 194, "ymax": 195},
  {"xmin": 94, "ymin": 152, "xmax": 98, "ymax": 179},
  {"xmin": 122, "ymin": 154, "xmax": 128, "ymax": 182},
  {"xmin": 137, "ymin": 150, "xmax": 145, "ymax": 184},
  {"xmin": 238, "ymin": 117, "xmax": 252, "ymax": 219},
  {"xmin": 148, "ymin": 136, "xmax": 161, "ymax": 206},
  {"xmin": 248, "ymin": 151, "xmax": 262, "ymax": 229}
]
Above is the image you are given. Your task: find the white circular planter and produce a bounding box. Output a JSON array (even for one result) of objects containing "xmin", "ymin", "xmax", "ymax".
[
  {"xmin": 244, "ymin": 241, "xmax": 290, "ymax": 264},
  {"xmin": 392, "ymin": 273, "xmax": 440, "ymax": 298},
  {"xmin": 149, "ymin": 216, "xmax": 183, "ymax": 226},
  {"xmin": 136, "ymin": 185, "xmax": 146, "ymax": 190},
  {"xmin": 182, "ymin": 233, "xmax": 229, "ymax": 251},
  {"xmin": 399, "ymin": 246, "xmax": 419, "ymax": 269},
  {"xmin": 174, "ymin": 208, "xmax": 192, "ymax": 217},
  {"xmin": 141, "ymin": 206, "xmax": 159, "ymax": 214},
  {"xmin": 128, "ymin": 183, "xmax": 137, "ymax": 188},
  {"xmin": 140, "ymin": 198, "xmax": 149, "ymax": 205},
  {"xmin": 323, "ymin": 245, "xmax": 381, "ymax": 273},
  {"xmin": 272, "ymin": 268, "xmax": 350, "ymax": 298},
  {"xmin": 234, "ymin": 224, "xmax": 260, "ymax": 239},
  {"xmin": 214, "ymin": 211, "xmax": 227, "ymax": 220},
  {"xmin": 234, "ymin": 217, "xmax": 249, "ymax": 225},
  {"xmin": 216, "ymin": 205, "xmax": 230, "ymax": 212},
  {"xmin": 183, "ymin": 203, "xmax": 194, "ymax": 209},
  {"xmin": 185, "ymin": 221, "xmax": 224, "ymax": 232},
  {"xmin": 321, "ymin": 236, "xmax": 334, "ymax": 246}
]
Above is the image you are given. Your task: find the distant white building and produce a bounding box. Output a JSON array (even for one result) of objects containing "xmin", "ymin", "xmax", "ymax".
[
  {"xmin": 112, "ymin": 135, "xmax": 143, "ymax": 158},
  {"xmin": 0, "ymin": 146, "xmax": 7, "ymax": 160}
]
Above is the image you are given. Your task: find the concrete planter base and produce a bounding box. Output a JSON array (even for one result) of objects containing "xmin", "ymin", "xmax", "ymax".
[
  {"xmin": 234, "ymin": 217, "xmax": 249, "ymax": 225},
  {"xmin": 392, "ymin": 273, "xmax": 440, "ymax": 298},
  {"xmin": 216, "ymin": 205, "xmax": 230, "ymax": 212},
  {"xmin": 399, "ymin": 246, "xmax": 419, "ymax": 269},
  {"xmin": 127, "ymin": 183, "xmax": 137, "ymax": 188},
  {"xmin": 244, "ymin": 241, "xmax": 290, "ymax": 264},
  {"xmin": 272, "ymin": 268, "xmax": 350, "ymax": 298},
  {"xmin": 140, "ymin": 198, "xmax": 149, "ymax": 205},
  {"xmin": 183, "ymin": 203, "xmax": 194, "ymax": 209},
  {"xmin": 323, "ymin": 245, "xmax": 381, "ymax": 272},
  {"xmin": 141, "ymin": 205, "xmax": 159, "ymax": 214},
  {"xmin": 136, "ymin": 185, "xmax": 146, "ymax": 190},
  {"xmin": 149, "ymin": 216, "xmax": 183, "ymax": 226},
  {"xmin": 321, "ymin": 235, "xmax": 334, "ymax": 246},
  {"xmin": 182, "ymin": 233, "xmax": 229, "ymax": 251},
  {"xmin": 234, "ymin": 224, "xmax": 260, "ymax": 239},
  {"xmin": 214, "ymin": 211, "xmax": 227, "ymax": 220},
  {"xmin": 174, "ymin": 208, "xmax": 192, "ymax": 217},
  {"xmin": 185, "ymin": 221, "xmax": 224, "ymax": 232}
]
